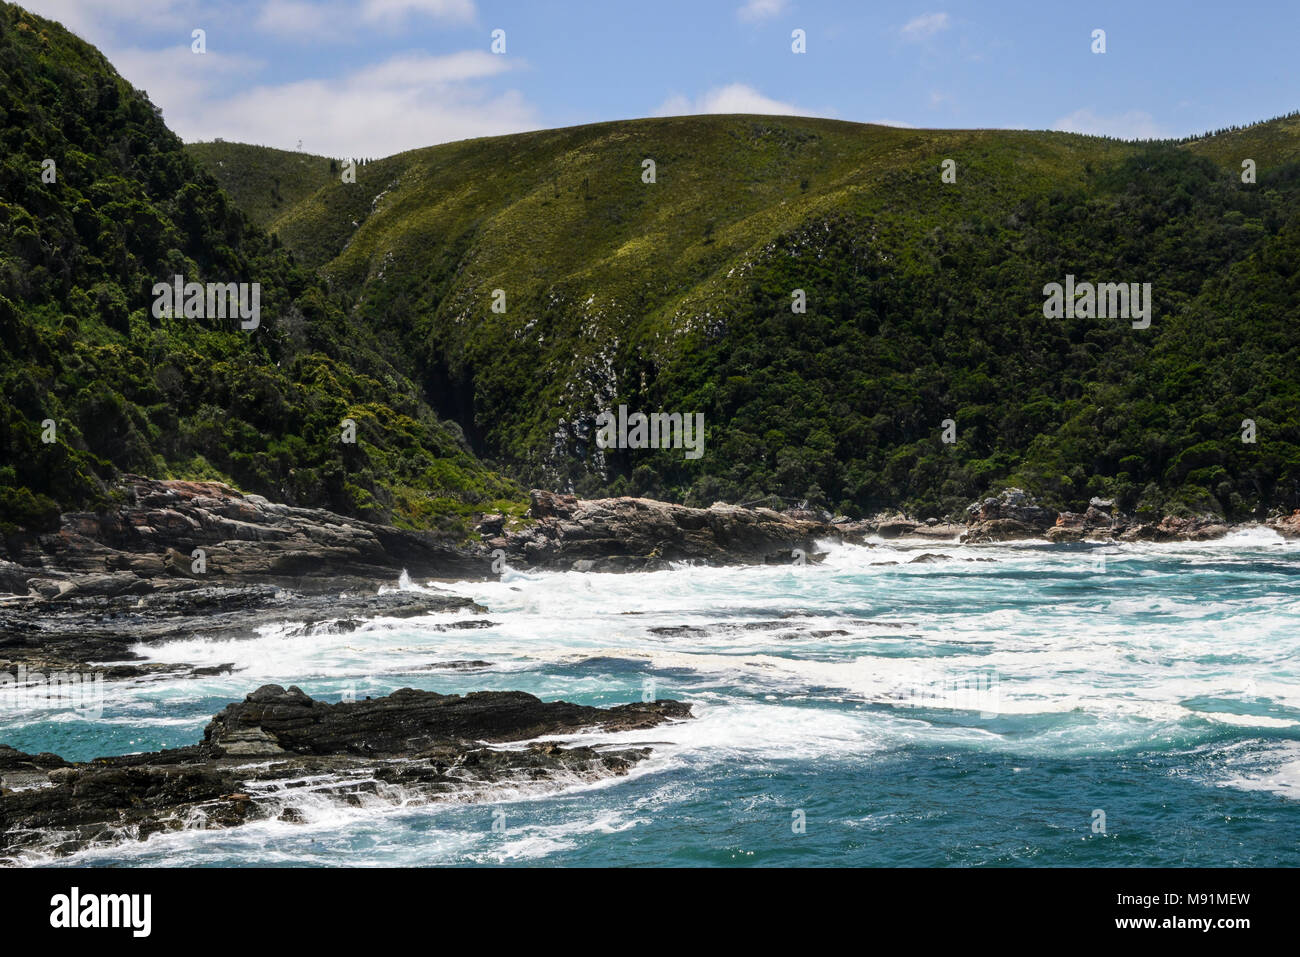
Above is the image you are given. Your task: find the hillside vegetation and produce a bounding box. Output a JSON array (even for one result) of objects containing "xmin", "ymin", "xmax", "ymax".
[
  {"xmin": 188, "ymin": 111, "xmax": 1300, "ymax": 520},
  {"xmin": 0, "ymin": 2, "xmax": 521, "ymax": 535},
  {"xmin": 184, "ymin": 140, "xmax": 339, "ymax": 232},
  {"xmin": 2, "ymin": 0, "xmax": 1296, "ymax": 533}
]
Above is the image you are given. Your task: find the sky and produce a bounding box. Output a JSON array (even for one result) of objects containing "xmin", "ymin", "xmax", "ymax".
[{"xmin": 20, "ymin": 0, "xmax": 1300, "ymax": 158}]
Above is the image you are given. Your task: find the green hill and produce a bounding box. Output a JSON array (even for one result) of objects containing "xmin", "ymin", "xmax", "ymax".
[
  {"xmin": 184, "ymin": 140, "xmax": 339, "ymax": 235},
  {"xmin": 188, "ymin": 112, "xmax": 1300, "ymax": 520},
  {"xmin": 4, "ymin": 0, "xmax": 1297, "ymax": 531},
  {"xmin": 0, "ymin": 2, "xmax": 521, "ymax": 535}
]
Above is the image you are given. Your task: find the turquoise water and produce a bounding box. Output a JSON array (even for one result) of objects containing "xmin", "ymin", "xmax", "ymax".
[{"xmin": 7, "ymin": 530, "xmax": 1300, "ymax": 866}]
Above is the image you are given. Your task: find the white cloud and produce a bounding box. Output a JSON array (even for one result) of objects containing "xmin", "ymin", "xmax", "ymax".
[
  {"xmin": 360, "ymin": 0, "xmax": 476, "ymax": 24},
  {"xmin": 870, "ymin": 118, "xmax": 918, "ymax": 129},
  {"xmin": 255, "ymin": 0, "xmax": 476, "ymax": 41},
  {"xmin": 352, "ymin": 49, "xmax": 507, "ymax": 85},
  {"xmin": 654, "ymin": 83, "xmax": 813, "ymax": 118},
  {"xmin": 900, "ymin": 12, "xmax": 950, "ymax": 40},
  {"xmin": 255, "ymin": 0, "xmax": 345, "ymax": 39},
  {"xmin": 1053, "ymin": 107, "xmax": 1171, "ymax": 141},
  {"xmin": 169, "ymin": 50, "xmax": 536, "ymax": 156},
  {"xmin": 29, "ymin": 0, "xmax": 476, "ymax": 45},
  {"xmin": 21, "ymin": 0, "xmax": 198, "ymax": 39},
  {"xmin": 21, "ymin": 0, "xmax": 531, "ymax": 157},
  {"xmin": 737, "ymin": 0, "xmax": 788, "ymax": 21},
  {"xmin": 110, "ymin": 44, "xmax": 264, "ymax": 119}
]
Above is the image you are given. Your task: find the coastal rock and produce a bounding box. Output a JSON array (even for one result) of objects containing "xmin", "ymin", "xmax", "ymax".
[
  {"xmin": 840, "ymin": 513, "xmax": 963, "ymax": 541},
  {"xmin": 1046, "ymin": 514, "xmax": 1087, "ymax": 543},
  {"xmin": 528, "ymin": 489, "xmax": 578, "ymax": 519},
  {"xmin": 204, "ymin": 683, "xmax": 691, "ymax": 756},
  {"xmin": 962, "ymin": 518, "xmax": 1044, "ymax": 543},
  {"xmin": 1046, "ymin": 504, "xmax": 1118, "ymax": 542},
  {"xmin": 965, "ymin": 487, "xmax": 1057, "ymax": 525},
  {"xmin": 0, "ymin": 562, "xmax": 57, "ymax": 595},
  {"xmin": 507, "ymin": 492, "xmax": 831, "ymax": 571},
  {"xmin": 0, "ymin": 587, "xmax": 485, "ymax": 680},
  {"xmin": 0, "ymin": 474, "xmax": 488, "ymax": 596},
  {"xmin": 2, "ymin": 477, "xmax": 1272, "ymax": 595},
  {"xmin": 874, "ymin": 515, "xmax": 918, "ymax": 538},
  {"xmin": 909, "ymin": 520, "xmax": 965, "ymax": 539},
  {"xmin": 1267, "ymin": 510, "xmax": 1300, "ymax": 539},
  {"xmin": 0, "ymin": 685, "xmax": 693, "ymax": 861},
  {"xmin": 1118, "ymin": 515, "xmax": 1231, "ymax": 542},
  {"xmin": 780, "ymin": 508, "xmax": 833, "ymax": 524},
  {"xmin": 474, "ymin": 513, "xmax": 506, "ymax": 536},
  {"xmin": 963, "ymin": 488, "xmax": 1061, "ymax": 543}
]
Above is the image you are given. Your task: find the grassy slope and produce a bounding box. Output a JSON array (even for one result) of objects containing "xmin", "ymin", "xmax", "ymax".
[
  {"xmin": 191, "ymin": 117, "xmax": 1129, "ymax": 286},
  {"xmin": 1183, "ymin": 112, "xmax": 1300, "ymax": 168},
  {"xmin": 185, "ymin": 140, "xmax": 338, "ymax": 236},
  {"xmin": 189, "ymin": 115, "xmax": 1300, "ymax": 519}
]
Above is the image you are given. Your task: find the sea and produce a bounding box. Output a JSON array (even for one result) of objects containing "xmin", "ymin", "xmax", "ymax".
[{"xmin": 6, "ymin": 529, "xmax": 1299, "ymax": 866}]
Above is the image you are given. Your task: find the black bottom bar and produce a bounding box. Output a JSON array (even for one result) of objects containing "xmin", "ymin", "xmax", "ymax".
[{"xmin": 0, "ymin": 866, "xmax": 1284, "ymax": 944}]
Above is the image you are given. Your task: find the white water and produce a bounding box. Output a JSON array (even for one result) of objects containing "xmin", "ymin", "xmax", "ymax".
[{"xmin": 12, "ymin": 534, "xmax": 1300, "ymax": 866}]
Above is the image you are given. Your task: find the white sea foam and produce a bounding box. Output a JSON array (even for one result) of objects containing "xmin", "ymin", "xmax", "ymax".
[{"xmin": 92, "ymin": 537, "xmax": 1300, "ymax": 812}]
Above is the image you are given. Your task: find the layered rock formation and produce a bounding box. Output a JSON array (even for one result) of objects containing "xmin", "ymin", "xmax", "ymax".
[{"xmin": 0, "ymin": 474, "xmax": 485, "ymax": 595}]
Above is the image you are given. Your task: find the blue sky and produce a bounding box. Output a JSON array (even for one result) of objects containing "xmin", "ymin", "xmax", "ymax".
[{"xmin": 24, "ymin": 0, "xmax": 1300, "ymax": 157}]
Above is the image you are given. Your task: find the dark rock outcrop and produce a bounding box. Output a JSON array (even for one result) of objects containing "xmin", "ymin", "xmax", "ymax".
[
  {"xmin": 0, "ymin": 685, "xmax": 692, "ymax": 861},
  {"xmin": 204, "ymin": 683, "xmax": 691, "ymax": 757}
]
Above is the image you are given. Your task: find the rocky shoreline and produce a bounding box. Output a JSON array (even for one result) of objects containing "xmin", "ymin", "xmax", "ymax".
[
  {"xmin": 3, "ymin": 478, "xmax": 1298, "ymax": 608},
  {"xmin": 0, "ymin": 684, "xmax": 691, "ymax": 862},
  {"xmin": 1, "ymin": 478, "xmax": 1296, "ymax": 863},
  {"xmin": 0, "ymin": 586, "xmax": 488, "ymax": 680},
  {"xmin": 957, "ymin": 488, "xmax": 1300, "ymax": 544}
]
